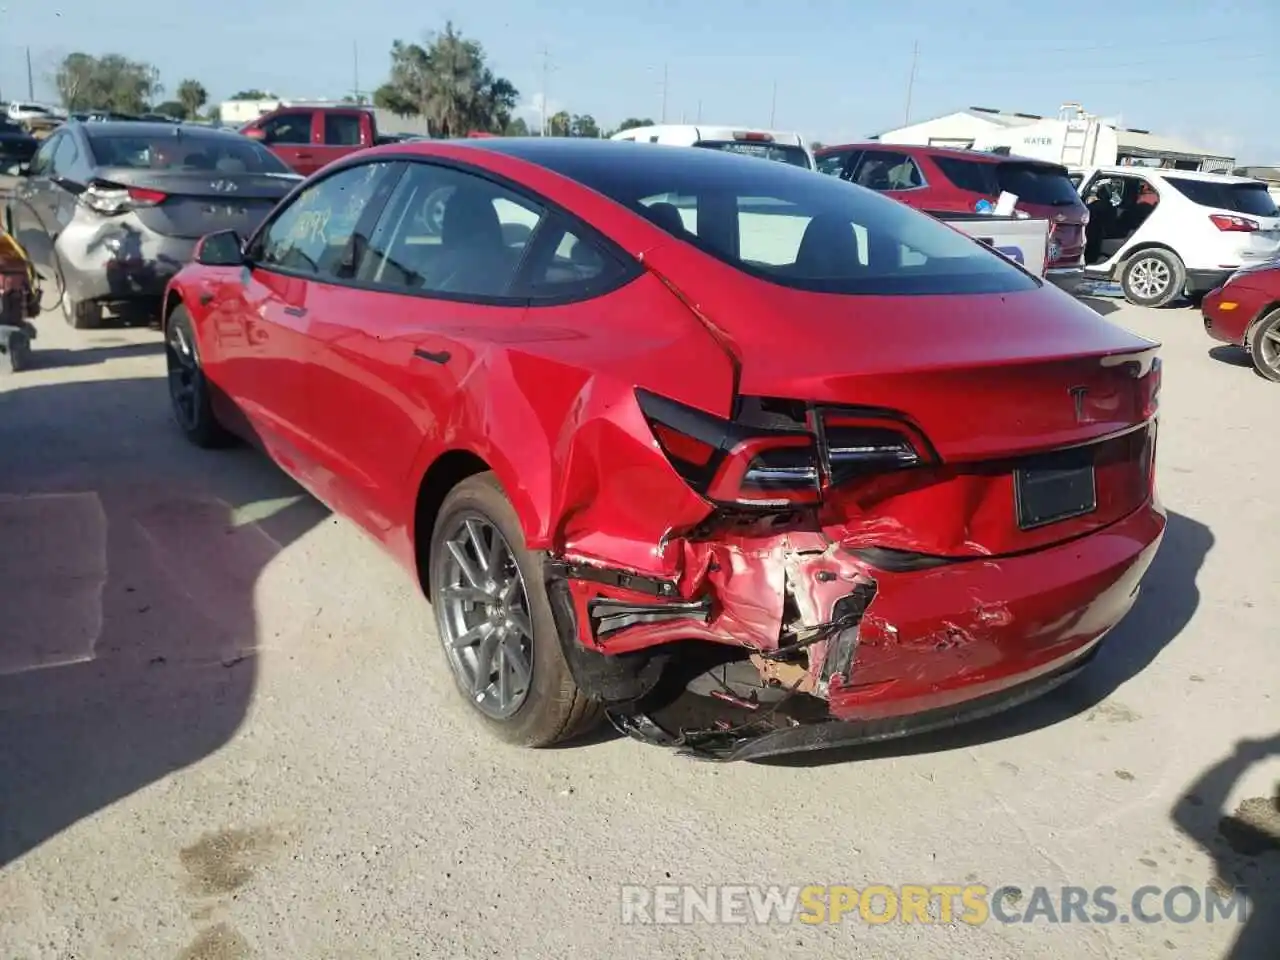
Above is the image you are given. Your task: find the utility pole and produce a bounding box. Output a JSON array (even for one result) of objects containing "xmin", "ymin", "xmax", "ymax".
[
  {"xmin": 904, "ymin": 40, "xmax": 918, "ymax": 125},
  {"xmin": 27, "ymin": 46, "xmax": 35, "ymax": 100},
  {"xmin": 660, "ymin": 62, "xmax": 668, "ymax": 123},
  {"xmin": 352, "ymin": 41, "xmax": 360, "ymax": 102},
  {"xmin": 539, "ymin": 45, "xmax": 551, "ymax": 135},
  {"xmin": 769, "ymin": 81, "xmax": 777, "ymax": 127}
]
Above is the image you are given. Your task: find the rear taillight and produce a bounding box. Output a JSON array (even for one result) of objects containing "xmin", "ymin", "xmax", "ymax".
[
  {"xmin": 1209, "ymin": 214, "xmax": 1258, "ymax": 232},
  {"xmin": 80, "ymin": 182, "xmax": 168, "ymax": 216},
  {"xmin": 637, "ymin": 389, "xmax": 929, "ymax": 509},
  {"xmin": 1142, "ymin": 357, "xmax": 1162, "ymax": 419}
]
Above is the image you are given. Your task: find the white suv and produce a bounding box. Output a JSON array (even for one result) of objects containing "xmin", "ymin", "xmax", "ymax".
[{"xmin": 1072, "ymin": 166, "xmax": 1280, "ymax": 308}]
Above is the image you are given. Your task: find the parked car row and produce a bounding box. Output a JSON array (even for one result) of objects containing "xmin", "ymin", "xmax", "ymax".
[{"xmin": 152, "ymin": 136, "xmax": 1165, "ymax": 758}]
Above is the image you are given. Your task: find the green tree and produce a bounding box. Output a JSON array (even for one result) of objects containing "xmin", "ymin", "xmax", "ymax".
[
  {"xmin": 547, "ymin": 110, "xmax": 571, "ymax": 137},
  {"xmin": 569, "ymin": 114, "xmax": 600, "ymax": 138},
  {"xmin": 616, "ymin": 117, "xmax": 654, "ymax": 132},
  {"xmin": 373, "ymin": 82, "xmax": 417, "ymax": 117},
  {"xmin": 55, "ymin": 52, "xmax": 162, "ymax": 113},
  {"xmin": 504, "ymin": 116, "xmax": 530, "ymax": 136},
  {"xmin": 383, "ymin": 21, "xmax": 520, "ymax": 136},
  {"xmin": 809, "ymin": 140, "xmax": 824, "ymax": 151},
  {"xmin": 152, "ymin": 100, "xmax": 187, "ymax": 119},
  {"xmin": 176, "ymin": 79, "xmax": 209, "ymax": 119},
  {"xmin": 229, "ymin": 89, "xmax": 275, "ymax": 100}
]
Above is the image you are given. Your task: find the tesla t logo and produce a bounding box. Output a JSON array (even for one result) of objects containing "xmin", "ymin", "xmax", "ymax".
[
  {"xmin": 209, "ymin": 180, "xmax": 238, "ymax": 193},
  {"xmin": 1069, "ymin": 386, "xmax": 1089, "ymax": 422}
]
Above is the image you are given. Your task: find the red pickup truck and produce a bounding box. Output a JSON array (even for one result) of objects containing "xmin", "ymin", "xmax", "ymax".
[{"xmin": 240, "ymin": 105, "xmax": 417, "ymax": 176}]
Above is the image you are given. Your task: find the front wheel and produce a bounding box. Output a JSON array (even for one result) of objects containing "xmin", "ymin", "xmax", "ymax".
[
  {"xmin": 165, "ymin": 305, "xmax": 233, "ymax": 447},
  {"xmin": 1120, "ymin": 250, "xmax": 1185, "ymax": 308},
  {"xmin": 1248, "ymin": 308, "xmax": 1280, "ymax": 383},
  {"xmin": 428, "ymin": 473, "xmax": 602, "ymax": 746}
]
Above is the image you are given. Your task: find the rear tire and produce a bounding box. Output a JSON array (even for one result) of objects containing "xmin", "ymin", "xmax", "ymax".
[
  {"xmin": 0, "ymin": 326, "xmax": 32, "ymax": 374},
  {"xmin": 165, "ymin": 305, "xmax": 233, "ymax": 447},
  {"xmin": 1120, "ymin": 249, "xmax": 1185, "ymax": 308},
  {"xmin": 428, "ymin": 472, "xmax": 602, "ymax": 746},
  {"xmin": 60, "ymin": 287, "xmax": 102, "ymax": 329},
  {"xmin": 1247, "ymin": 308, "xmax": 1280, "ymax": 383}
]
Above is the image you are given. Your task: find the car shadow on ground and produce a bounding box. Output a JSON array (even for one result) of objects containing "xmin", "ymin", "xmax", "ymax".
[
  {"xmin": 0, "ymin": 375, "xmax": 328, "ymax": 866},
  {"xmin": 1079, "ymin": 295, "xmax": 1123, "ymax": 317},
  {"xmin": 1208, "ymin": 345, "xmax": 1254, "ymax": 369},
  {"xmin": 761, "ymin": 508, "xmax": 1212, "ymax": 767},
  {"xmin": 1173, "ymin": 734, "xmax": 1280, "ymax": 959},
  {"xmin": 28, "ymin": 340, "xmax": 163, "ymax": 370}
]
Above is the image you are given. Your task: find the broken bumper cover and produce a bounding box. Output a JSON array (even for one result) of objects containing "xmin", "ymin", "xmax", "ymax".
[
  {"xmin": 612, "ymin": 641, "xmax": 1099, "ymax": 762},
  {"xmin": 555, "ymin": 500, "xmax": 1166, "ymax": 760}
]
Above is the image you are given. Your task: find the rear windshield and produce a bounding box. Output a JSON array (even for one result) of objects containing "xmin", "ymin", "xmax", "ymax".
[
  {"xmin": 694, "ymin": 140, "xmax": 812, "ymax": 169},
  {"xmin": 85, "ymin": 130, "xmax": 291, "ymax": 174},
  {"xmin": 934, "ymin": 155, "xmax": 1080, "ymax": 206},
  {"xmin": 542, "ymin": 145, "xmax": 1037, "ymax": 296},
  {"xmin": 1164, "ymin": 178, "xmax": 1279, "ymax": 217}
]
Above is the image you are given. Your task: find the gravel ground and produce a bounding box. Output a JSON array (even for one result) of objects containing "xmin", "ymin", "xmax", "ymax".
[{"xmin": 1, "ymin": 296, "xmax": 1277, "ymax": 960}]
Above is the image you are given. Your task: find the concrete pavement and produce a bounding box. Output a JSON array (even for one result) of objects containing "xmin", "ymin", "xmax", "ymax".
[{"xmin": 0, "ymin": 299, "xmax": 1277, "ymax": 959}]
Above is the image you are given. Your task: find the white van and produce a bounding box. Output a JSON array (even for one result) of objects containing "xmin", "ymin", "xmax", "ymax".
[{"xmin": 610, "ymin": 125, "xmax": 814, "ymax": 170}]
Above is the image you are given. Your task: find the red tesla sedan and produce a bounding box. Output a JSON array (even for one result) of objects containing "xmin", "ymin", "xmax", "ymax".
[
  {"xmin": 1201, "ymin": 261, "xmax": 1280, "ymax": 382},
  {"xmin": 161, "ymin": 139, "xmax": 1165, "ymax": 761}
]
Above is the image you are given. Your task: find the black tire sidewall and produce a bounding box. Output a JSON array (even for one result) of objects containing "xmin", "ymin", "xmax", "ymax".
[
  {"xmin": 428, "ymin": 472, "xmax": 590, "ymax": 746},
  {"xmin": 1121, "ymin": 250, "xmax": 1185, "ymax": 308},
  {"xmin": 1248, "ymin": 310, "xmax": 1280, "ymax": 383},
  {"xmin": 166, "ymin": 306, "xmax": 227, "ymax": 445}
]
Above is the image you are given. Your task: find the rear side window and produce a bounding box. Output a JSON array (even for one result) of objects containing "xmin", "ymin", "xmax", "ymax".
[
  {"xmin": 1164, "ymin": 178, "xmax": 1279, "ymax": 217},
  {"xmin": 995, "ymin": 164, "xmax": 1081, "ymax": 206},
  {"xmin": 324, "ymin": 114, "xmax": 363, "ymax": 146},
  {"xmin": 355, "ymin": 162, "xmax": 545, "ymax": 299},
  {"xmin": 933, "ymin": 156, "xmax": 1000, "ymax": 195}
]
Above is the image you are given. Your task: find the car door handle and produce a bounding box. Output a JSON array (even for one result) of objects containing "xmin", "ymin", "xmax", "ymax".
[
  {"xmin": 198, "ymin": 292, "xmax": 214, "ymax": 305},
  {"xmin": 413, "ymin": 348, "xmax": 451, "ymax": 364},
  {"xmin": 283, "ymin": 305, "xmax": 307, "ymax": 317}
]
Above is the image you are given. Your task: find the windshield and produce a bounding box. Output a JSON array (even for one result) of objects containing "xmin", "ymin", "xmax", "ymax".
[
  {"xmin": 694, "ymin": 140, "xmax": 812, "ymax": 169},
  {"xmin": 538, "ymin": 143, "xmax": 1037, "ymax": 296},
  {"xmin": 85, "ymin": 130, "xmax": 292, "ymax": 174},
  {"xmin": 1164, "ymin": 177, "xmax": 1279, "ymax": 217}
]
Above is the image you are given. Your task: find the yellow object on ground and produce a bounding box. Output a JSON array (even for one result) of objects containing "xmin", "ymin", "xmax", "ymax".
[{"xmin": 0, "ymin": 229, "xmax": 38, "ymax": 291}]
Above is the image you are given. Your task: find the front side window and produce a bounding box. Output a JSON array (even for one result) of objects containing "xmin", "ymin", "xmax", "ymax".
[
  {"xmin": 355, "ymin": 162, "xmax": 544, "ymax": 298},
  {"xmin": 27, "ymin": 134, "xmax": 59, "ymax": 176},
  {"xmin": 537, "ymin": 147, "xmax": 1036, "ymax": 296},
  {"xmin": 50, "ymin": 134, "xmax": 80, "ymax": 176},
  {"xmin": 259, "ymin": 112, "xmax": 312, "ymax": 145},
  {"xmin": 816, "ymin": 150, "xmax": 854, "ymax": 177},
  {"xmin": 256, "ymin": 162, "xmax": 398, "ymax": 276},
  {"xmin": 851, "ymin": 151, "xmax": 925, "ymax": 191}
]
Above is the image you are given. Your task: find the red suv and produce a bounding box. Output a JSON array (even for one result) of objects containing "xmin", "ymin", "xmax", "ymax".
[{"xmin": 816, "ymin": 143, "xmax": 1088, "ymax": 290}]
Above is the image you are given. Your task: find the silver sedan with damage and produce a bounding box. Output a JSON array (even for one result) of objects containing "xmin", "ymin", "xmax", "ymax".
[{"xmin": 2, "ymin": 121, "xmax": 302, "ymax": 328}]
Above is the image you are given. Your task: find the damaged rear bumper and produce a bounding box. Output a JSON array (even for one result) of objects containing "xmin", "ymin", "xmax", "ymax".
[{"xmin": 546, "ymin": 500, "xmax": 1166, "ymax": 760}]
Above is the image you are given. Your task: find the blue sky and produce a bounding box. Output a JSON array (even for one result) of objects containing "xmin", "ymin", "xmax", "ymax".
[{"xmin": 2, "ymin": 0, "xmax": 1277, "ymax": 161}]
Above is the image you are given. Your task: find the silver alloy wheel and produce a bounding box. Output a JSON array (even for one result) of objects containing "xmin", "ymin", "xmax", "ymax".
[
  {"xmin": 1129, "ymin": 256, "xmax": 1171, "ymax": 300},
  {"xmin": 1258, "ymin": 321, "xmax": 1280, "ymax": 376},
  {"xmin": 436, "ymin": 512, "xmax": 534, "ymax": 719}
]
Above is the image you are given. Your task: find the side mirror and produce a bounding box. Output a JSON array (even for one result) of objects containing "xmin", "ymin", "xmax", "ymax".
[
  {"xmin": 193, "ymin": 229, "xmax": 245, "ymax": 267},
  {"xmin": 242, "ymin": 127, "xmax": 267, "ymax": 142}
]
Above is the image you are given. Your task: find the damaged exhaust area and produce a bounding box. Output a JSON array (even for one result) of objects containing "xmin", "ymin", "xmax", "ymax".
[{"xmin": 535, "ymin": 368, "xmax": 1164, "ymax": 761}]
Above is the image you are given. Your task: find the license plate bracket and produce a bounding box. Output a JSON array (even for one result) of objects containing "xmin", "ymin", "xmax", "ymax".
[{"xmin": 1014, "ymin": 449, "xmax": 1097, "ymax": 530}]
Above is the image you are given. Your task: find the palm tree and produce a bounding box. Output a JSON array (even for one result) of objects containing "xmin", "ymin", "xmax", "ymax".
[{"xmin": 176, "ymin": 79, "xmax": 208, "ymax": 120}]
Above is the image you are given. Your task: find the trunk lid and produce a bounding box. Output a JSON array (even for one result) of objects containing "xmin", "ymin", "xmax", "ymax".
[{"xmin": 92, "ymin": 167, "xmax": 300, "ymax": 238}]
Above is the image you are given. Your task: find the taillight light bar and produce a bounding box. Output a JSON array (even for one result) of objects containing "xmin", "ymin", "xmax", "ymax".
[
  {"xmin": 636, "ymin": 389, "xmax": 931, "ymax": 509},
  {"xmin": 79, "ymin": 181, "xmax": 168, "ymax": 216},
  {"xmin": 1209, "ymin": 214, "xmax": 1258, "ymax": 232}
]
